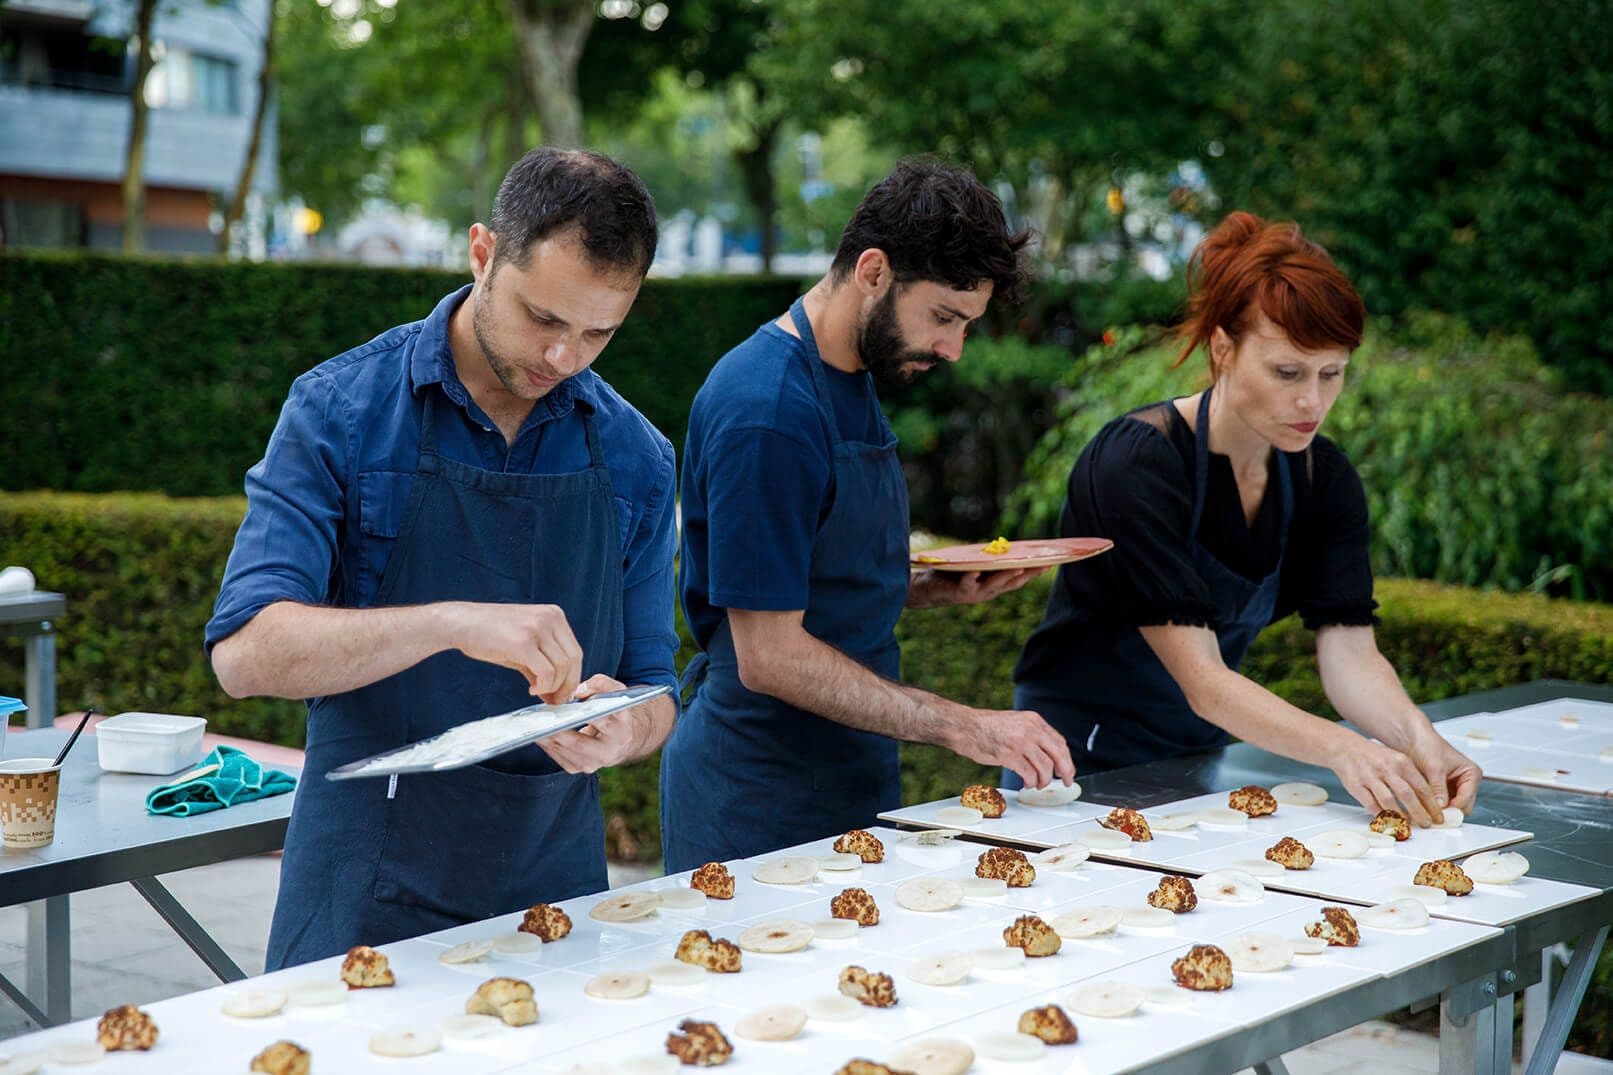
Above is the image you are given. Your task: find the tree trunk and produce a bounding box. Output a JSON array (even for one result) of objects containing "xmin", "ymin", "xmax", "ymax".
[
  {"xmin": 122, "ymin": 0, "xmax": 160, "ymax": 253},
  {"xmin": 734, "ymin": 118, "xmax": 781, "ymax": 274},
  {"xmin": 220, "ymin": 5, "xmax": 276, "ymax": 256},
  {"xmin": 505, "ymin": 0, "xmax": 593, "ymax": 148}
]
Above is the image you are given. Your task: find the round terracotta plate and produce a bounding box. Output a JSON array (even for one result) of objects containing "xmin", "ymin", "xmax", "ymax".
[{"xmin": 910, "ymin": 537, "xmax": 1114, "ymax": 572}]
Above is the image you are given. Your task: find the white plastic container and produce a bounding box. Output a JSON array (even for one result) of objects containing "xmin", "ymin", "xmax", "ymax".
[{"xmin": 95, "ymin": 712, "xmax": 207, "ymax": 775}]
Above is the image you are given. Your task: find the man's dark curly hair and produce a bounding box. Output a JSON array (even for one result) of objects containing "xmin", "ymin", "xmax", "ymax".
[
  {"xmin": 830, "ymin": 158, "xmax": 1032, "ymax": 305},
  {"xmin": 490, "ymin": 147, "xmax": 657, "ymax": 277}
]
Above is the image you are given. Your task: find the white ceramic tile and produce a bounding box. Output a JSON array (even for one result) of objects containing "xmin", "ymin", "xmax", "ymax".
[
  {"xmin": 1217, "ymin": 906, "xmax": 1503, "ymax": 977},
  {"xmin": 878, "ymin": 787, "xmax": 1110, "ymax": 841}
]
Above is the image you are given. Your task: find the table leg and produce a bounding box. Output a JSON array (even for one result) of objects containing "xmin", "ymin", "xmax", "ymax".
[
  {"xmin": 1253, "ymin": 1057, "xmax": 1292, "ymax": 1075},
  {"xmin": 130, "ymin": 877, "xmax": 247, "ymax": 983},
  {"xmin": 1524, "ymin": 925, "xmax": 1609, "ymax": 1075},
  {"xmin": 1521, "ymin": 947, "xmax": 1555, "ymax": 1063},
  {"xmin": 22, "ymin": 627, "xmax": 55, "ymax": 730},
  {"xmin": 1440, "ymin": 973, "xmax": 1500, "ymax": 1075},
  {"xmin": 0, "ymin": 967, "xmax": 49, "ymax": 1027},
  {"xmin": 23, "ymin": 896, "xmax": 70, "ymax": 1024}
]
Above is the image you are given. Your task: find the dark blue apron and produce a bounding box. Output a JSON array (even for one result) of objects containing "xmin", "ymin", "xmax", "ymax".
[
  {"xmin": 659, "ymin": 298, "xmax": 909, "ymax": 873},
  {"xmin": 1010, "ymin": 387, "xmax": 1293, "ymax": 781},
  {"xmin": 265, "ymin": 388, "xmax": 623, "ymax": 970}
]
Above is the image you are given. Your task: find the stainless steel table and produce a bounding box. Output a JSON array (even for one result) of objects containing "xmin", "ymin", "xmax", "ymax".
[
  {"xmin": 909, "ymin": 679, "xmax": 1613, "ymax": 1074},
  {"xmin": 0, "ymin": 728, "xmax": 296, "ymax": 1028}
]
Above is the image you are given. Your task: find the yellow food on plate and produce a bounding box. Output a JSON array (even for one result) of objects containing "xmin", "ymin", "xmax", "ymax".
[
  {"xmin": 981, "ymin": 536, "xmax": 1012, "ymax": 555},
  {"xmin": 915, "ymin": 554, "xmax": 947, "ymax": 564}
]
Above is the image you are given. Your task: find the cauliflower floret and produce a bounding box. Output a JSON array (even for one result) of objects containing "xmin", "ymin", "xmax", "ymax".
[
  {"xmin": 1098, "ymin": 807, "xmax": 1153, "ymax": 841},
  {"xmin": 518, "ymin": 902, "xmax": 573, "ymax": 941},
  {"xmin": 831, "ymin": 887, "xmax": 881, "ymax": 927},
  {"xmin": 1018, "ymin": 1003, "xmax": 1078, "ymax": 1044},
  {"xmin": 466, "ymin": 977, "xmax": 538, "ymax": 1026},
  {"xmin": 1003, "ymin": 914, "xmax": 1062, "ymax": 957},
  {"xmin": 961, "ymin": 784, "xmax": 1007, "ymax": 818},
  {"xmin": 1265, "ymin": 836, "xmax": 1316, "ymax": 870},
  {"xmin": 665, "ymin": 1019, "xmax": 734, "ymax": 1067},
  {"xmin": 1415, "ymin": 859, "xmax": 1475, "ymax": 896},
  {"xmin": 1172, "ymin": 944, "xmax": 1234, "ymax": 991},
  {"xmin": 833, "ymin": 829, "xmax": 886, "ymax": 863},
  {"xmin": 976, "ymin": 846, "xmax": 1036, "ymax": 887},
  {"xmin": 690, "ymin": 862, "xmax": 736, "ymax": 899},
  {"xmin": 1147, "ymin": 875, "xmax": 1198, "ymax": 913},
  {"xmin": 1371, "ymin": 809, "xmax": 1412, "ymax": 842},
  {"xmin": 96, "ymin": 1004, "xmax": 158, "ymax": 1051},
  {"xmin": 1228, "ymin": 785, "xmax": 1278, "ymax": 817},
  {"xmin": 1304, "ymin": 907, "xmax": 1361, "ymax": 947},
  {"xmin": 838, "ymin": 965, "xmax": 898, "ymax": 1008},
  {"xmin": 340, "ymin": 945, "xmax": 395, "ymax": 989}
]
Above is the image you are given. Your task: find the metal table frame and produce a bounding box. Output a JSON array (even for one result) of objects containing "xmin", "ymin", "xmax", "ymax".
[
  {"xmin": 0, "ymin": 728, "xmax": 294, "ymax": 1028},
  {"xmin": 0, "ymin": 590, "xmax": 64, "ymax": 731},
  {"xmin": 894, "ymin": 679, "xmax": 1613, "ymax": 1074}
]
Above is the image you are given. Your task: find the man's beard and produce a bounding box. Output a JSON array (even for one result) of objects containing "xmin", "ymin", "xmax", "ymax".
[
  {"xmin": 858, "ymin": 289, "xmax": 941, "ymax": 392},
  {"xmin": 472, "ymin": 273, "xmax": 540, "ymax": 397}
]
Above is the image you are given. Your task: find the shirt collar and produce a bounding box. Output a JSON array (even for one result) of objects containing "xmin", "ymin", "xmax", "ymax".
[{"xmin": 410, "ymin": 283, "xmax": 597, "ymax": 418}]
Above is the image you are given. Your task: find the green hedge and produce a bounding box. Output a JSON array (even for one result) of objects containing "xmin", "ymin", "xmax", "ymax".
[
  {"xmin": 0, "ymin": 252, "xmax": 801, "ymax": 497},
  {"xmin": 1004, "ymin": 314, "xmax": 1613, "ymax": 600},
  {"xmin": 5, "ymin": 491, "xmax": 1612, "ymax": 1048}
]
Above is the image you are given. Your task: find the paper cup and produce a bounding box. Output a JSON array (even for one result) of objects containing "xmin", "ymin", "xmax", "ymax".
[{"xmin": 0, "ymin": 757, "xmax": 62, "ymax": 848}]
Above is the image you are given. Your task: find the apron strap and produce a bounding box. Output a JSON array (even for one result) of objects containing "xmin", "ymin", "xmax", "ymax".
[
  {"xmin": 580, "ymin": 402, "xmax": 607, "ymax": 469},
  {"xmin": 417, "ymin": 388, "xmax": 444, "ymax": 475},
  {"xmin": 1190, "ymin": 386, "xmax": 1296, "ymax": 548},
  {"xmin": 789, "ymin": 297, "xmax": 851, "ymax": 455}
]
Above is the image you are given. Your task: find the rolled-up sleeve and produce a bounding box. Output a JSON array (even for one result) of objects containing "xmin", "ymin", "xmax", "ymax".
[
  {"xmin": 206, "ymin": 370, "xmax": 352, "ymax": 653},
  {"xmin": 614, "ymin": 436, "xmax": 679, "ymax": 692}
]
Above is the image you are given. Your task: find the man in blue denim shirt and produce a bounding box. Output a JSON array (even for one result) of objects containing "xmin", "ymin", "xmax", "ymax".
[{"xmin": 206, "ymin": 148, "xmax": 678, "ymax": 969}]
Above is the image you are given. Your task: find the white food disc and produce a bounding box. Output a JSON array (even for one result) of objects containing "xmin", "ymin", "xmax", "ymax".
[
  {"xmin": 974, "ymin": 1031, "xmax": 1045, "ymax": 1062},
  {"xmin": 1030, "ymin": 842, "xmax": 1091, "ymax": 870},
  {"xmin": 906, "ymin": 828, "xmax": 963, "ymax": 846},
  {"xmin": 1464, "ymin": 849, "xmax": 1531, "ymax": 885},
  {"xmin": 1122, "ymin": 906, "xmax": 1176, "ymax": 929},
  {"xmin": 1291, "ymin": 936, "xmax": 1330, "ymax": 956},
  {"xmin": 438, "ymin": 938, "xmax": 495, "ymax": 965},
  {"xmin": 738, "ymin": 920, "xmax": 815, "ymax": 954},
  {"xmin": 369, "ymin": 1028, "xmax": 443, "ymax": 1058},
  {"xmin": 285, "ymin": 979, "xmax": 347, "ymax": 1007},
  {"xmin": 906, "ymin": 952, "xmax": 974, "ymax": 986},
  {"xmin": 734, "ymin": 1003, "xmax": 808, "ymax": 1042},
  {"xmin": 563, "ymin": 1064, "xmax": 619, "ymax": 1075},
  {"xmin": 1560, "ymin": 713, "xmax": 1580, "ymax": 727},
  {"xmin": 1358, "ymin": 898, "xmax": 1431, "ymax": 931},
  {"xmin": 1364, "ymin": 831, "xmax": 1397, "ymax": 849},
  {"xmin": 492, "ymin": 931, "xmax": 544, "ymax": 954},
  {"xmin": 751, "ymin": 856, "xmax": 820, "ymax": 886},
  {"xmin": 1599, "ymin": 744, "xmax": 1613, "ymax": 762},
  {"xmin": 1227, "ymin": 932, "xmax": 1295, "ymax": 972},
  {"xmin": 219, "ymin": 988, "xmax": 287, "ymax": 1019},
  {"xmin": 1052, "ymin": 905, "xmax": 1125, "ymax": 938},
  {"xmin": 1232, "ymin": 857, "xmax": 1287, "ymax": 878},
  {"xmin": 1435, "ymin": 806, "xmax": 1466, "ymax": 828},
  {"xmin": 810, "ymin": 917, "xmax": 861, "ymax": 940},
  {"xmin": 590, "ymin": 891, "xmax": 664, "ymax": 921},
  {"xmin": 819, "ymin": 852, "xmax": 864, "ymax": 871},
  {"xmin": 1271, "ymin": 781, "xmax": 1330, "ymax": 806},
  {"xmin": 935, "ymin": 806, "xmax": 985, "ymax": 826},
  {"xmin": 888, "ymin": 1038, "xmax": 976, "ymax": 1075},
  {"xmin": 1145, "ymin": 811, "xmax": 1199, "ymax": 831},
  {"xmin": 960, "ymin": 876, "xmax": 1009, "ymax": 899},
  {"xmin": 1390, "ymin": 883, "xmax": 1449, "ymax": 907},
  {"xmin": 47, "ymin": 1043, "xmax": 105, "ymax": 1067},
  {"xmin": 1016, "ymin": 782, "xmax": 1082, "ymax": 808},
  {"xmin": 442, "ymin": 1013, "xmax": 504, "ymax": 1039},
  {"xmin": 1075, "ymin": 827, "xmax": 1136, "ymax": 850},
  {"xmin": 655, "ymin": 887, "xmax": 708, "ymax": 910},
  {"xmin": 896, "ymin": 877, "xmax": 964, "ymax": 912},
  {"xmin": 1142, "ymin": 984, "xmax": 1192, "ymax": 1007},
  {"xmin": 968, "ymin": 946, "xmax": 1027, "ymax": 971},
  {"xmin": 584, "ymin": 971, "xmax": 652, "ymax": 1000},
  {"xmin": 1523, "ymin": 767, "xmax": 1561, "ymax": 782},
  {"xmin": 1466, "ymin": 729, "xmax": 1494, "ymax": 743},
  {"xmin": 1198, "ymin": 869, "xmax": 1265, "ymax": 904},
  {"xmin": 0, "ymin": 1052, "xmax": 46, "ymax": 1075},
  {"xmin": 805, "ymin": 994, "xmax": 863, "ymax": 1022},
  {"xmin": 1312, "ymin": 830, "xmax": 1371, "ymax": 859},
  {"xmin": 646, "ymin": 959, "xmax": 707, "ymax": 986},
  {"xmin": 1199, "ymin": 807, "xmax": 1251, "ymax": 828},
  {"xmin": 1068, "ymin": 980, "xmax": 1145, "ymax": 1018},
  {"xmin": 619, "ymin": 1058, "xmax": 678, "ymax": 1075}
]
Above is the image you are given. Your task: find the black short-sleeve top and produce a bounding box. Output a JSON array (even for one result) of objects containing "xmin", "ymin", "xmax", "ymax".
[{"xmin": 1014, "ymin": 399, "xmax": 1376, "ymax": 689}]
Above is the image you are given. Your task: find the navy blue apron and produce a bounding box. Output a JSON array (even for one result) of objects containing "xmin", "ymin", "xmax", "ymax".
[
  {"xmin": 1010, "ymin": 387, "xmax": 1293, "ymax": 781},
  {"xmin": 659, "ymin": 298, "xmax": 909, "ymax": 873},
  {"xmin": 265, "ymin": 388, "xmax": 623, "ymax": 970}
]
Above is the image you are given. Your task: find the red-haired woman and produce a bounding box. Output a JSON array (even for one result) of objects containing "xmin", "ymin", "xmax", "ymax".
[{"xmin": 1012, "ymin": 212, "xmax": 1480, "ymax": 824}]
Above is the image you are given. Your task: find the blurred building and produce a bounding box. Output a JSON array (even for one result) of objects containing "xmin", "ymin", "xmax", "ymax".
[{"xmin": 0, "ymin": 0, "xmax": 276, "ymax": 253}]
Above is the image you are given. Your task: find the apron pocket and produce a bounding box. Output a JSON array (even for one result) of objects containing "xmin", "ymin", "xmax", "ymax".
[{"xmin": 371, "ymin": 763, "xmax": 605, "ymax": 923}]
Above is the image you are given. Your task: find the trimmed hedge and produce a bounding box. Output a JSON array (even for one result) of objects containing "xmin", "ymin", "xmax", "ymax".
[{"xmin": 0, "ymin": 251, "xmax": 801, "ymax": 497}]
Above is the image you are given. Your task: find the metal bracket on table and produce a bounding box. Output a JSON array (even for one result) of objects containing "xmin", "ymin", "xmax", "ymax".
[
  {"xmin": 1496, "ymin": 955, "xmax": 1544, "ymax": 997},
  {"xmin": 1523, "ymin": 924, "xmax": 1610, "ymax": 1075},
  {"xmin": 130, "ymin": 877, "xmax": 248, "ymax": 983}
]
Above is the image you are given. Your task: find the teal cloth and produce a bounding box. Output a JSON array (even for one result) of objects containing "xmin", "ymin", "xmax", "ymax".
[{"xmin": 145, "ymin": 745, "xmax": 297, "ymax": 817}]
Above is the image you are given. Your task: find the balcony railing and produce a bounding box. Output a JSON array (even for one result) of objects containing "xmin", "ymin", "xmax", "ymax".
[{"xmin": 0, "ymin": 69, "xmax": 130, "ymax": 96}]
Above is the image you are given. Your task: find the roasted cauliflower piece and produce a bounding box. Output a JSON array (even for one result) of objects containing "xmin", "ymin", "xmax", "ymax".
[
  {"xmin": 466, "ymin": 977, "xmax": 538, "ymax": 1026},
  {"xmin": 834, "ymin": 829, "xmax": 886, "ymax": 863},
  {"xmin": 1098, "ymin": 806, "xmax": 1153, "ymax": 841},
  {"xmin": 834, "ymin": 1063, "xmax": 908, "ymax": 1075},
  {"xmin": 831, "ymin": 887, "xmax": 881, "ymax": 926},
  {"xmin": 250, "ymin": 1041, "xmax": 311, "ymax": 1075},
  {"xmin": 665, "ymin": 1019, "xmax": 734, "ymax": 1067},
  {"xmin": 690, "ymin": 862, "xmax": 736, "ymax": 899},
  {"xmin": 1003, "ymin": 914, "xmax": 1062, "ymax": 957},
  {"xmin": 1018, "ymin": 1003, "xmax": 1079, "ymax": 1044},
  {"xmin": 96, "ymin": 1004, "xmax": 158, "ymax": 1051},
  {"xmin": 1304, "ymin": 907, "xmax": 1361, "ymax": 947},
  {"xmin": 1147, "ymin": 874, "xmax": 1199, "ymax": 913},
  {"xmin": 340, "ymin": 945, "xmax": 395, "ymax": 988},
  {"xmin": 838, "ymin": 965, "xmax": 898, "ymax": 1008},
  {"xmin": 1172, "ymin": 944, "xmax": 1234, "ymax": 991},
  {"xmin": 976, "ymin": 846, "xmax": 1036, "ymax": 887},
  {"xmin": 518, "ymin": 902, "xmax": 573, "ymax": 941},
  {"xmin": 961, "ymin": 784, "xmax": 1007, "ymax": 818},
  {"xmin": 1415, "ymin": 859, "xmax": 1475, "ymax": 896},
  {"xmin": 675, "ymin": 928, "xmax": 742, "ymax": 973},
  {"xmin": 1371, "ymin": 809, "xmax": 1412, "ymax": 842},
  {"xmin": 1265, "ymin": 836, "xmax": 1316, "ymax": 870},
  {"xmin": 1228, "ymin": 785, "xmax": 1278, "ymax": 817}
]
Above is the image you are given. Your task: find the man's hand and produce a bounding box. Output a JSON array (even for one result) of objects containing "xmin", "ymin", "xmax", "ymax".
[
  {"xmin": 1407, "ymin": 730, "xmax": 1483, "ymax": 816},
  {"xmin": 1329, "ymin": 732, "xmax": 1448, "ymax": 826},
  {"xmin": 541, "ymin": 674, "xmax": 655, "ymax": 774},
  {"xmin": 907, "ymin": 567, "xmax": 1047, "ymax": 610},
  {"xmin": 444, "ymin": 602, "xmax": 583, "ymax": 703},
  {"xmin": 946, "ymin": 705, "xmax": 1076, "ymax": 790}
]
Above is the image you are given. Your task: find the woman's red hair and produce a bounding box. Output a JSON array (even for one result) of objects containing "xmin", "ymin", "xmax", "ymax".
[{"xmin": 1176, "ymin": 211, "xmax": 1366, "ymax": 367}]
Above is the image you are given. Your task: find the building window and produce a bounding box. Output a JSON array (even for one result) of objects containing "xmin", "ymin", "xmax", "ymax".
[
  {"xmin": 1, "ymin": 198, "xmax": 86, "ymax": 249},
  {"xmin": 144, "ymin": 46, "xmax": 238, "ymax": 115}
]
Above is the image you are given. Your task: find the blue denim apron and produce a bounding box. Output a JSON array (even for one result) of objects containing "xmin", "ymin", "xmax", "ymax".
[
  {"xmin": 659, "ymin": 298, "xmax": 909, "ymax": 872},
  {"xmin": 265, "ymin": 389, "xmax": 623, "ymax": 969},
  {"xmin": 1010, "ymin": 387, "xmax": 1293, "ymax": 780}
]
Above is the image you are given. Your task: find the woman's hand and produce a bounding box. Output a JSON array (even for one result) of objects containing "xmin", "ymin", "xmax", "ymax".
[
  {"xmin": 1328, "ymin": 732, "xmax": 1448, "ymax": 826},
  {"xmin": 1406, "ymin": 730, "xmax": 1483, "ymax": 816}
]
